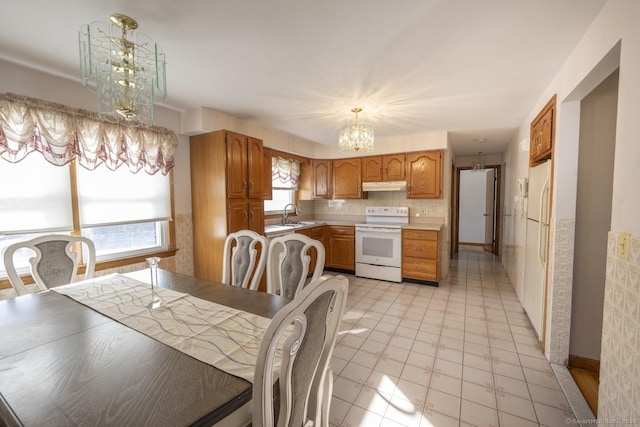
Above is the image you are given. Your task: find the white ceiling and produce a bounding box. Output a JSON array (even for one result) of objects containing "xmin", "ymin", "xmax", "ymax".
[{"xmin": 0, "ymin": 0, "xmax": 606, "ymax": 155}]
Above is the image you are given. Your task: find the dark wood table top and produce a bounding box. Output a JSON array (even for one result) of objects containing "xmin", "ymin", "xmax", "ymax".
[{"xmin": 0, "ymin": 269, "xmax": 289, "ymax": 427}]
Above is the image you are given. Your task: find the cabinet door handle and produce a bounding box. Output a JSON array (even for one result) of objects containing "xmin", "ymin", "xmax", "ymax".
[
  {"xmin": 414, "ymin": 248, "xmax": 423, "ymax": 251},
  {"xmin": 249, "ymin": 210, "xmax": 254, "ymax": 219},
  {"xmin": 243, "ymin": 211, "xmax": 248, "ymax": 220},
  {"xmin": 243, "ymin": 180, "xmax": 248, "ymax": 191},
  {"xmin": 249, "ymin": 181, "xmax": 253, "ymax": 191}
]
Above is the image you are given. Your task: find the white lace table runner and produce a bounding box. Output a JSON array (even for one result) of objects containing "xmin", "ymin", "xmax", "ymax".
[{"xmin": 52, "ymin": 274, "xmax": 279, "ymax": 383}]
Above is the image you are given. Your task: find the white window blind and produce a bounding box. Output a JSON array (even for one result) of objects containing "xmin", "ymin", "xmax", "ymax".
[
  {"xmin": 77, "ymin": 165, "xmax": 171, "ymax": 227},
  {"xmin": 0, "ymin": 154, "xmax": 73, "ymax": 233}
]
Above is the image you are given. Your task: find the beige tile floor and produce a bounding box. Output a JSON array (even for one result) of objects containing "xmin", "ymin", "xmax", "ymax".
[{"xmin": 328, "ymin": 250, "xmax": 577, "ymax": 427}]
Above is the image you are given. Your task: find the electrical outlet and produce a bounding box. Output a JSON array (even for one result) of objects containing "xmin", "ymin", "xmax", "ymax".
[
  {"xmin": 618, "ymin": 232, "xmax": 630, "ymax": 260},
  {"xmin": 420, "ymin": 208, "xmax": 427, "ymax": 216}
]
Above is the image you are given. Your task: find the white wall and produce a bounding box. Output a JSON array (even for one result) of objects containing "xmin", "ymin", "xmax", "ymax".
[{"xmin": 499, "ymin": 0, "xmax": 640, "ymax": 416}]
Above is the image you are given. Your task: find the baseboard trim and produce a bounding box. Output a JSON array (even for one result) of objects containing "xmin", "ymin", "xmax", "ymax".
[{"xmin": 568, "ymin": 354, "xmax": 600, "ymax": 374}]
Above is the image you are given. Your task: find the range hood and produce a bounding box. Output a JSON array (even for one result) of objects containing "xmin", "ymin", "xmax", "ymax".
[{"xmin": 362, "ymin": 181, "xmax": 407, "ymax": 192}]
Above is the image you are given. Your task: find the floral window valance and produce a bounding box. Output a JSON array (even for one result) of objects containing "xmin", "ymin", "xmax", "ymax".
[
  {"xmin": 0, "ymin": 93, "xmax": 178, "ymax": 175},
  {"xmin": 272, "ymin": 156, "xmax": 300, "ymax": 185}
]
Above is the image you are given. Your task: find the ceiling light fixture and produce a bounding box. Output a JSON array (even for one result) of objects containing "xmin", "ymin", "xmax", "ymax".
[
  {"xmin": 339, "ymin": 107, "xmax": 374, "ymax": 152},
  {"xmin": 472, "ymin": 151, "xmax": 485, "ymax": 172},
  {"xmin": 79, "ymin": 14, "xmax": 167, "ymax": 126}
]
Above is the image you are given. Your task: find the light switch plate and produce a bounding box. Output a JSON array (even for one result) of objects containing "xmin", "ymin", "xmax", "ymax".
[{"xmin": 618, "ymin": 232, "xmax": 630, "ymax": 260}]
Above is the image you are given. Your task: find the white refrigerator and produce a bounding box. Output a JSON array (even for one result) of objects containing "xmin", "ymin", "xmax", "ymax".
[{"xmin": 523, "ymin": 159, "xmax": 551, "ymax": 339}]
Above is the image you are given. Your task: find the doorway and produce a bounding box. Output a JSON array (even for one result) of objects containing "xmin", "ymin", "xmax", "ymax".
[
  {"xmin": 453, "ymin": 165, "xmax": 501, "ymax": 255},
  {"xmin": 568, "ymin": 68, "xmax": 619, "ymax": 416}
]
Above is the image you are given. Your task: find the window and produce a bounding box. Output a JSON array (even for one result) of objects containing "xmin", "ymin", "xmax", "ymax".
[
  {"xmin": 264, "ymin": 176, "xmax": 296, "ymax": 213},
  {"xmin": 264, "ymin": 157, "xmax": 300, "ymax": 214},
  {"xmin": 0, "ymin": 155, "xmax": 172, "ymax": 276},
  {"xmin": 0, "ymin": 93, "xmax": 177, "ymax": 279},
  {"xmin": 76, "ymin": 164, "xmax": 171, "ymax": 260}
]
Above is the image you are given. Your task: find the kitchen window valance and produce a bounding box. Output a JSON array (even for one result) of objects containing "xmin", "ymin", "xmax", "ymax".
[
  {"xmin": 272, "ymin": 156, "xmax": 300, "ymax": 186},
  {"xmin": 0, "ymin": 92, "xmax": 178, "ymax": 175}
]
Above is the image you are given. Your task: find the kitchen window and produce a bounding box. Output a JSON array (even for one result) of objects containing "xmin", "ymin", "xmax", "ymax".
[{"xmin": 264, "ymin": 157, "xmax": 300, "ymax": 214}]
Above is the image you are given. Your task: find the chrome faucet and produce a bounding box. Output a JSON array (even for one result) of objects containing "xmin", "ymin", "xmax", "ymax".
[{"xmin": 282, "ymin": 203, "xmax": 300, "ymax": 225}]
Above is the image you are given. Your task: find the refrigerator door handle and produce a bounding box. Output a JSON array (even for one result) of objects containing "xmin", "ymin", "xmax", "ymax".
[
  {"xmin": 538, "ymin": 180, "xmax": 550, "ymax": 265},
  {"xmin": 539, "ymin": 223, "xmax": 548, "ymax": 264}
]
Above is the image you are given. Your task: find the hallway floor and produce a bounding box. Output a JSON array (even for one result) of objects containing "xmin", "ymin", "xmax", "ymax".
[{"xmin": 328, "ymin": 250, "xmax": 578, "ymax": 427}]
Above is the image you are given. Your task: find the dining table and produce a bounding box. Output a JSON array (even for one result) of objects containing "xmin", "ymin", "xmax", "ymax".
[{"xmin": 0, "ymin": 269, "xmax": 290, "ymax": 427}]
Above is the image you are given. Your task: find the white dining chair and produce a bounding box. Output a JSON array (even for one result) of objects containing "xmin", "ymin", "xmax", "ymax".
[
  {"xmin": 222, "ymin": 230, "xmax": 268, "ymax": 291},
  {"xmin": 266, "ymin": 233, "xmax": 325, "ymax": 298},
  {"xmin": 3, "ymin": 234, "xmax": 96, "ymax": 296},
  {"xmin": 254, "ymin": 274, "xmax": 348, "ymax": 427}
]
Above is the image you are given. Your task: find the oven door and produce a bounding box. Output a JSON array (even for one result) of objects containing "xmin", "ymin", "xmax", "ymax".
[{"xmin": 355, "ymin": 227, "xmax": 402, "ymax": 268}]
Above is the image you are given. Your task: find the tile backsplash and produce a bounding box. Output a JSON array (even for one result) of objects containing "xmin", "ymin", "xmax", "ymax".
[
  {"xmin": 308, "ymin": 191, "xmax": 447, "ymax": 219},
  {"xmin": 598, "ymin": 231, "xmax": 640, "ymax": 418}
]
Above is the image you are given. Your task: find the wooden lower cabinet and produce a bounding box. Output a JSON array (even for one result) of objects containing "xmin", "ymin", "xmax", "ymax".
[
  {"xmin": 227, "ymin": 199, "xmax": 264, "ymax": 234},
  {"xmin": 327, "ymin": 226, "xmax": 355, "ymax": 271},
  {"xmin": 402, "ymin": 229, "xmax": 439, "ymax": 282}
]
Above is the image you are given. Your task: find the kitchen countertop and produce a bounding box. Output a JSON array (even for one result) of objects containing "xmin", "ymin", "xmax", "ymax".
[
  {"xmin": 264, "ymin": 218, "xmax": 443, "ymax": 236},
  {"xmin": 402, "ymin": 223, "xmax": 443, "ymax": 231}
]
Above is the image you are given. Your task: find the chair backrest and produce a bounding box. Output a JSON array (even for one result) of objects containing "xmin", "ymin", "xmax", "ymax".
[
  {"xmin": 3, "ymin": 234, "xmax": 96, "ymax": 296},
  {"xmin": 222, "ymin": 230, "xmax": 267, "ymax": 291},
  {"xmin": 253, "ymin": 275, "xmax": 348, "ymax": 427},
  {"xmin": 266, "ymin": 233, "xmax": 325, "ymax": 298}
]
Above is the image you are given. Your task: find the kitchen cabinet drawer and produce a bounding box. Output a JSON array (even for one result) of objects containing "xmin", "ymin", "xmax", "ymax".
[
  {"xmin": 402, "ymin": 228, "xmax": 439, "ymax": 283},
  {"xmin": 402, "ymin": 239, "xmax": 437, "ymax": 259},
  {"xmin": 402, "ymin": 258, "xmax": 437, "ymax": 281},
  {"xmin": 328, "ymin": 226, "xmax": 354, "ymax": 236},
  {"xmin": 403, "ymin": 229, "xmax": 438, "ymax": 241}
]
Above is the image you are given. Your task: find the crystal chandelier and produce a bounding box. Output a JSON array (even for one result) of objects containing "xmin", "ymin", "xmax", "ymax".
[
  {"xmin": 339, "ymin": 108, "xmax": 374, "ymax": 152},
  {"xmin": 79, "ymin": 14, "xmax": 167, "ymax": 127},
  {"xmin": 472, "ymin": 151, "xmax": 486, "ymax": 172}
]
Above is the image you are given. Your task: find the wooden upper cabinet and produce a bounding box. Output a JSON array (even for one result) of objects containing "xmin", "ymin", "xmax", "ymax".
[
  {"xmin": 247, "ymin": 137, "xmax": 264, "ymax": 199},
  {"xmin": 311, "ymin": 159, "xmax": 332, "ymax": 199},
  {"xmin": 530, "ymin": 95, "xmax": 556, "ymax": 165},
  {"xmin": 225, "ymin": 132, "xmax": 263, "ymax": 199},
  {"xmin": 362, "ymin": 156, "xmax": 383, "ymax": 182},
  {"xmin": 262, "ymin": 148, "xmax": 273, "ymax": 200},
  {"xmin": 333, "ymin": 158, "xmax": 364, "ymax": 199},
  {"xmin": 362, "ymin": 154, "xmax": 405, "ymax": 182},
  {"xmin": 383, "ymin": 154, "xmax": 405, "ymax": 181},
  {"xmin": 406, "ymin": 150, "xmax": 442, "ymax": 199},
  {"xmin": 225, "ymin": 132, "xmax": 248, "ymax": 199}
]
